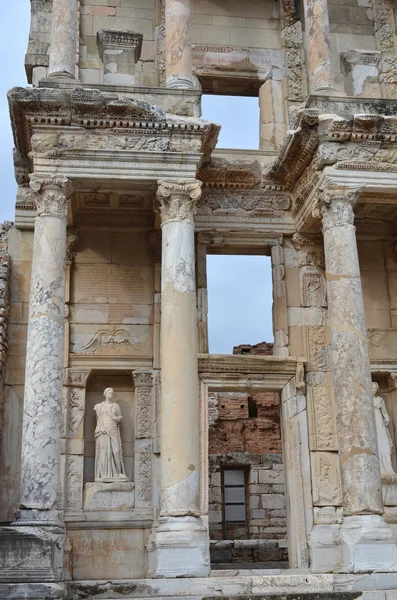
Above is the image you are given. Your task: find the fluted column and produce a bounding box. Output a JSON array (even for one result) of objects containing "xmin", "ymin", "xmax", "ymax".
[
  {"xmin": 48, "ymin": 0, "xmax": 78, "ymax": 79},
  {"xmin": 165, "ymin": 0, "xmax": 194, "ymax": 89},
  {"xmin": 319, "ymin": 186, "xmax": 383, "ymax": 516},
  {"xmin": 303, "ymin": 0, "xmax": 336, "ymax": 93},
  {"xmin": 19, "ymin": 176, "xmax": 72, "ymax": 518},
  {"xmin": 153, "ymin": 179, "xmax": 209, "ymax": 578}
]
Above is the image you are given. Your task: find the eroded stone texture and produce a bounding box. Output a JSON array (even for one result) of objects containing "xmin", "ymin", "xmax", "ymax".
[
  {"xmin": 302, "ymin": 0, "xmax": 335, "ymax": 93},
  {"xmin": 19, "ymin": 176, "xmax": 72, "ymax": 512},
  {"xmin": 47, "ymin": 0, "xmax": 78, "ymax": 79},
  {"xmin": 319, "ymin": 186, "xmax": 383, "ymax": 516},
  {"xmin": 165, "ymin": 0, "xmax": 193, "ymax": 89}
]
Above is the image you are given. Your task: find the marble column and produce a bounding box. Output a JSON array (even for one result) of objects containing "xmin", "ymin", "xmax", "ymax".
[
  {"xmin": 154, "ymin": 179, "xmax": 210, "ymax": 577},
  {"xmin": 302, "ymin": 0, "xmax": 336, "ymax": 93},
  {"xmin": 48, "ymin": 0, "xmax": 78, "ymax": 79},
  {"xmin": 19, "ymin": 176, "xmax": 72, "ymax": 518},
  {"xmin": 320, "ymin": 186, "xmax": 383, "ymax": 516},
  {"xmin": 165, "ymin": 0, "xmax": 194, "ymax": 89}
]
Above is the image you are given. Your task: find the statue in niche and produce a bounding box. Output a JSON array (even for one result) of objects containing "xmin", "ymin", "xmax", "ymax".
[
  {"xmin": 373, "ymin": 382, "xmax": 396, "ymax": 477},
  {"xmin": 94, "ymin": 387, "xmax": 128, "ymax": 482}
]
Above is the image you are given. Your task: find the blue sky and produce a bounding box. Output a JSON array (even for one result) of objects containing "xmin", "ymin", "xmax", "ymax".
[{"xmin": 0, "ymin": 3, "xmax": 273, "ymax": 353}]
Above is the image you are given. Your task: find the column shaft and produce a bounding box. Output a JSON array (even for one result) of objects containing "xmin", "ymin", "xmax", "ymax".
[
  {"xmin": 48, "ymin": 0, "xmax": 78, "ymax": 79},
  {"xmin": 20, "ymin": 176, "xmax": 72, "ymax": 512},
  {"xmin": 320, "ymin": 188, "xmax": 383, "ymax": 515},
  {"xmin": 158, "ymin": 180, "xmax": 201, "ymax": 516},
  {"xmin": 165, "ymin": 0, "xmax": 194, "ymax": 89},
  {"xmin": 302, "ymin": 0, "xmax": 336, "ymax": 93}
]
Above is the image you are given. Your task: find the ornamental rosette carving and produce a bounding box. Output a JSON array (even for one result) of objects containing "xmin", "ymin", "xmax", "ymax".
[
  {"xmin": 156, "ymin": 179, "xmax": 202, "ymax": 224},
  {"xmin": 29, "ymin": 175, "xmax": 73, "ymax": 218},
  {"xmin": 318, "ymin": 186, "xmax": 363, "ymax": 230}
]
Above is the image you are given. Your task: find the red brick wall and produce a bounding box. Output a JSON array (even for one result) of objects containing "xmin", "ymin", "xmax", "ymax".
[{"xmin": 209, "ymin": 392, "xmax": 281, "ymax": 454}]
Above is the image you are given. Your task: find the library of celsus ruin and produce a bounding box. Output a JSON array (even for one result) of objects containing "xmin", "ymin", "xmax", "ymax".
[{"xmin": 2, "ymin": 0, "xmax": 397, "ymax": 598}]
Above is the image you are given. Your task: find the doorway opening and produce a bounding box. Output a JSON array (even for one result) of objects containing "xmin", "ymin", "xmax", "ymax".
[{"xmin": 208, "ymin": 389, "xmax": 288, "ymax": 569}]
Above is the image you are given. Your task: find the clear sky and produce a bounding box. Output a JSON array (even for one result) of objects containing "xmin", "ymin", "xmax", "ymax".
[{"xmin": 0, "ymin": 3, "xmax": 273, "ymax": 354}]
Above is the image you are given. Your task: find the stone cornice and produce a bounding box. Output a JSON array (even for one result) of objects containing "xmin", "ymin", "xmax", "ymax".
[
  {"xmin": 97, "ymin": 28, "xmax": 143, "ymax": 59},
  {"xmin": 267, "ymin": 107, "xmax": 397, "ymax": 192},
  {"xmin": 8, "ymin": 86, "xmax": 220, "ymax": 164}
]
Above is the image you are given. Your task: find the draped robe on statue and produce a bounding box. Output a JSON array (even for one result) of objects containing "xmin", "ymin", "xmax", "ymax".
[{"xmin": 94, "ymin": 400, "xmax": 126, "ymax": 481}]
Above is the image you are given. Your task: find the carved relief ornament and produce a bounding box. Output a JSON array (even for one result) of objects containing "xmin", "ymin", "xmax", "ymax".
[
  {"xmin": 156, "ymin": 179, "xmax": 202, "ymax": 224},
  {"xmin": 29, "ymin": 175, "xmax": 73, "ymax": 218},
  {"xmin": 318, "ymin": 186, "xmax": 363, "ymax": 230}
]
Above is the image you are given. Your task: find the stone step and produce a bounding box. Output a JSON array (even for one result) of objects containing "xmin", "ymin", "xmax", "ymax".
[{"xmin": 3, "ymin": 574, "xmax": 397, "ymax": 600}]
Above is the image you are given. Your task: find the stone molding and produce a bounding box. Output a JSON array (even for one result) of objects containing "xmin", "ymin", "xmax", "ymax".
[
  {"xmin": 29, "ymin": 176, "xmax": 73, "ymax": 218},
  {"xmin": 156, "ymin": 179, "xmax": 202, "ymax": 224},
  {"xmin": 97, "ymin": 28, "xmax": 143, "ymax": 59}
]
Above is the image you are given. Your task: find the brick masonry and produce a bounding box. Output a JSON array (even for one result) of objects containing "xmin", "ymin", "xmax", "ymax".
[{"xmin": 208, "ymin": 387, "xmax": 288, "ymax": 563}]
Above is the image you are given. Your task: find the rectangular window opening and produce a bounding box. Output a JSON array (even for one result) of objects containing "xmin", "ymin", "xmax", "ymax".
[
  {"xmin": 201, "ymin": 95, "xmax": 259, "ymax": 150},
  {"xmin": 207, "ymin": 254, "xmax": 273, "ymax": 355}
]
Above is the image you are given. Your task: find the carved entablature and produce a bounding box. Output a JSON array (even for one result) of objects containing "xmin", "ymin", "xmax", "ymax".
[
  {"xmin": 266, "ymin": 104, "xmax": 397, "ymax": 228},
  {"xmin": 197, "ymin": 189, "xmax": 291, "ymax": 216},
  {"xmin": 8, "ymin": 86, "xmax": 220, "ymax": 165},
  {"xmin": 198, "ymin": 158, "xmax": 262, "ymax": 189}
]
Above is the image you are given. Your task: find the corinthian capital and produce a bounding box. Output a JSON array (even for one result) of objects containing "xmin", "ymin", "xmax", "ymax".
[
  {"xmin": 318, "ymin": 185, "xmax": 363, "ymax": 231},
  {"xmin": 29, "ymin": 175, "xmax": 73, "ymax": 219},
  {"xmin": 156, "ymin": 179, "xmax": 202, "ymax": 225}
]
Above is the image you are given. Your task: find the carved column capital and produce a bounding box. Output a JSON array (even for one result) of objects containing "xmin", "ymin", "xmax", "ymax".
[
  {"xmin": 156, "ymin": 179, "xmax": 202, "ymax": 225},
  {"xmin": 30, "ymin": 175, "xmax": 73, "ymax": 219},
  {"xmin": 132, "ymin": 370, "xmax": 154, "ymax": 387},
  {"xmin": 30, "ymin": 176, "xmax": 73, "ymax": 219},
  {"xmin": 318, "ymin": 185, "xmax": 363, "ymax": 230}
]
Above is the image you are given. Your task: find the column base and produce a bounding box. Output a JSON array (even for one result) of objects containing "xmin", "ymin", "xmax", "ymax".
[
  {"xmin": 166, "ymin": 76, "xmax": 194, "ymax": 90},
  {"xmin": 310, "ymin": 515, "xmax": 397, "ymax": 573},
  {"xmin": 151, "ymin": 516, "xmax": 210, "ymax": 578}
]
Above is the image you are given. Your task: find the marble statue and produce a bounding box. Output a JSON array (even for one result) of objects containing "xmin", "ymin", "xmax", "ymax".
[
  {"xmin": 94, "ymin": 387, "xmax": 128, "ymax": 482},
  {"xmin": 373, "ymin": 382, "xmax": 396, "ymax": 477}
]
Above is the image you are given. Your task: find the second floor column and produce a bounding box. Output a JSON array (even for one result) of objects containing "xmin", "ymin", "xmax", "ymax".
[
  {"xmin": 154, "ymin": 179, "xmax": 210, "ymax": 578},
  {"xmin": 165, "ymin": 0, "xmax": 194, "ymax": 89},
  {"xmin": 48, "ymin": 0, "xmax": 78, "ymax": 79},
  {"xmin": 302, "ymin": 0, "xmax": 336, "ymax": 93}
]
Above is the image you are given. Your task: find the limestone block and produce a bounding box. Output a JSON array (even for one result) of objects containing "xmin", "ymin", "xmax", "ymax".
[
  {"xmin": 383, "ymin": 475, "xmax": 397, "ymax": 506},
  {"xmin": 311, "ymin": 452, "xmax": 342, "ymax": 506},
  {"xmin": 69, "ymin": 528, "xmax": 145, "ymax": 579},
  {"xmin": 97, "ymin": 28, "xmax": 143, "ymax": 86},
  {"xmin": 83, "ymin": 481, "xmax": 135, "ymax": 510},
  {"xmin": 0, "ymin": 526, "xmax": 64, "ymax": 583},
  {"xmin": 342, "ymin": 50, "xmax": 381, "ymax": 97}
]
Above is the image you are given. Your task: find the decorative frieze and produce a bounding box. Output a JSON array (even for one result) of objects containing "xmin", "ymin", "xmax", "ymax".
[
  {"xmin": 309, "ymin": 386, "xmax": 338, "ymax": 451},
  {"xmin": 308, "ymin": 326, "xmax": 329, "ymax": 371}
]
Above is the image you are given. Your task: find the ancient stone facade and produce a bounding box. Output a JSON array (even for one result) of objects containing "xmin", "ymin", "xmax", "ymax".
[{"xmin": 2, "ymin": 0, "xmax": 397, "ymax": 598}]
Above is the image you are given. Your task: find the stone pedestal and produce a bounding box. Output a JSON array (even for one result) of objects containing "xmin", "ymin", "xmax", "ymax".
[
  {"xmin": 48, "ymin": 0, "xmax": 78, "ymax": 79},
  {"xmin": 165, "ymin": 0, "xmax": 194, "ymax": 89},
  {"xmin": 153, "ymin": 179, "xmax": 210, "ymax": 578},
  {"xmin": 0, "ymin": 177, "xmax": 72, "ymax": 589},
  {"xmin": 309, "ymin": 184, "xmax": 397, "ymax": 573},
  {"xmin": 84, "ymin": 482, "xmax": 135, "ymax": 510},
  {"xmin": 302, "ymin": 0, "xmax": 336, "ymax": 93},
  {"xmin": 383, "ymin": 474, "xmax": 397, "ymax": 506},
  {"xmin": 97, "ymin": 29, "xmax": 143, "ymax": 86}
]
